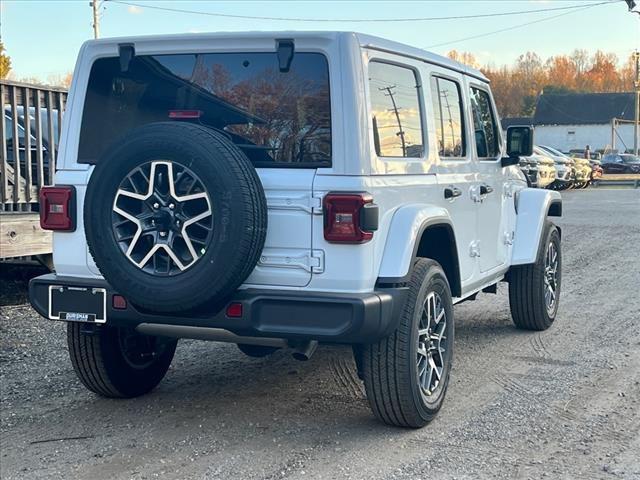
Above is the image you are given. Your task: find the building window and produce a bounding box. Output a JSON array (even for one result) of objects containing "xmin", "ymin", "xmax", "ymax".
[
  {"xmin": 431, "ymin": 77, "xmax": 465, "ymax": 158},
  {"xmin": 369, "ymin": 61, "xmax": 423, "ymax": 158}
]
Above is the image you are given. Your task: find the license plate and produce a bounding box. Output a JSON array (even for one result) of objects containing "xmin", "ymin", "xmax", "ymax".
[{"xmin": 48, "ymin": 285, "xmax": 107, "ymax": 323}]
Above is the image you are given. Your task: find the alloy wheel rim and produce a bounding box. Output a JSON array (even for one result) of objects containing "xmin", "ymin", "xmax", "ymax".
[
  {"xmin": 417, "ymin": 291, "xmax": 448, "ymax": 398},
  {"xmin": 543, "ymin": 241, "xmax": 559, "ymax": 314},
  {"xmin": 111, "ymin": 160, "xmax": 213, "ymax": 276}
]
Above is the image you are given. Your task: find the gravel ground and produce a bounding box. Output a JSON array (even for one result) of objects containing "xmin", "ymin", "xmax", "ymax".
[{"xmin": 1, "ymin": 188, "xmax": 639, "ymax": 480}]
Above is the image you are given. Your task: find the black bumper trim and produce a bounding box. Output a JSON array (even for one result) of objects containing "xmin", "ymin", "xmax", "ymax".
[{"xmin": 29, "ymin": 274, "xmax": 408, "ymax": 344}]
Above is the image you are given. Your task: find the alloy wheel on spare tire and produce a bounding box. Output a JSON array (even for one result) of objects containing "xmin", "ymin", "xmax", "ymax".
[{"xmin": 84, "ymin": 122, "xmax": 267, "ymax": 313}]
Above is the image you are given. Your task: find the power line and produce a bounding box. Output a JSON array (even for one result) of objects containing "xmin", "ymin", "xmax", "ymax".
[
  {"xmin": 425, "ymin": 1, "xmax": 616, "ymax": 49},
  {"xmin": 108, "ymin": 0, "xmax": 618, "ymax": 23}
]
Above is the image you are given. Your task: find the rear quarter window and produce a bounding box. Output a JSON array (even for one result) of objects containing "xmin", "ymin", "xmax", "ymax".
[
  {"xmin": 78, "ymin": 52, "xmax": 331, "ymax": 167},
  {"xmin": 368, "ymin": 61, "xmax": 423, "ymax": 158}
]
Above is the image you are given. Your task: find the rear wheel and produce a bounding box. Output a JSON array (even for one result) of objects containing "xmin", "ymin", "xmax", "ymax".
[
  {"xmin": 509, "ymin": 223, "xmax": 561, "ymax": 331},
  {"xmin": 361, "ymin": 259, "xmax": 454, "ymax": 428},
  {"xmin": 67, "ymin": 323, "xmax": 177, "ymax": 398}
]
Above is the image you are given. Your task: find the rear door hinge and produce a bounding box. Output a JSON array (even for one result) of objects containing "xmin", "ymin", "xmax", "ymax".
[
  {"xmin": 266, "ymin": 194, "xmax": 322, "ymax": 214},
  {"xmin": 258, "ymin": 250, "xmax": 325, "ymax": 273}
]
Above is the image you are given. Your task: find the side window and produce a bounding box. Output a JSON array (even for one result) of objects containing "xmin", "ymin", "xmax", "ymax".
[
  {"xmin": 470, "ymin": 87, "xmax": 499, "ymax": 159},
  {"xmin": 368, "ymin": 61, "xmax": 423, "ymax": 158},
  {"xmin": 430, "ymin": 77, "xmax": 465, "ymax": 158}
]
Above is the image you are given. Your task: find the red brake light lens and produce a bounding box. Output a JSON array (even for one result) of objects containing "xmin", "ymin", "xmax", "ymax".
[
  {"xmin": 323, "ymin": 193, "xmax": 376, "ymax": 244},
  {"xmin": 226, "ymin": 302, "xmax": 243, "ymax": 318},
  {"xmin": 112, "ymin": 295, "xmax": 127, "ymax": 310},
  {"xmin": 39, "ymin": 186, "xmax": 75, "ymax": 231}
]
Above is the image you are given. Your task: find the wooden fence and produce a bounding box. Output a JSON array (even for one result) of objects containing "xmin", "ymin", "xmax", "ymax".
[{"xmin": 1, "ymin": 80, "xmax": 68, "ymax": 260}]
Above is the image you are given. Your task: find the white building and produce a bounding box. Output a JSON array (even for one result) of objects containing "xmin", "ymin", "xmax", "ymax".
[{"xmin": 502, "ymin": 92, "xmax": 638, "ymax": 154}]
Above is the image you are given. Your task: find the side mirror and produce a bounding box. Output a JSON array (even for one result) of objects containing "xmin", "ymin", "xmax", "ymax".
[{"xmin": 502, "ymin": 125, "xmax": 533, "ymax": 167}]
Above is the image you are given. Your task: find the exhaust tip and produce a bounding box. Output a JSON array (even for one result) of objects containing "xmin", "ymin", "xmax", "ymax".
[
  {"xmin": 291, "ymin": 352, "xmax": 310, "ymax": 362},
  {"xmin": 291, "ymin": 340, "xmax": 318, "ymax": 362}
]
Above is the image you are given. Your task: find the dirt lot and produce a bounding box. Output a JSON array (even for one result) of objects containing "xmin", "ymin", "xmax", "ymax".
[{"xmin": 1, "ymin": 188, "xmax": 639, "ymax": 480}]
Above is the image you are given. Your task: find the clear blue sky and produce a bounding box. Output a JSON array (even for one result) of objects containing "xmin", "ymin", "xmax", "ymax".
[{"xmin": 1, "ymin": 0, "xmax": 638, "ymax": 79}]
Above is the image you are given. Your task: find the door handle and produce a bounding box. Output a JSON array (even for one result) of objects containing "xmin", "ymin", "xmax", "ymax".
[
  {"xmin": 444, "ymin": 186, "xmax": 462, "ymax": 200},
  {"xmin": 480, "ymin": 184, "xmax": 494, "ymax": 195}
]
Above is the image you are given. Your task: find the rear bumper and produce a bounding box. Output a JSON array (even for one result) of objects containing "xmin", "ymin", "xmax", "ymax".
[{"xmin": 29, "ymin": 274, "xmax": 408, "ymax": 344}]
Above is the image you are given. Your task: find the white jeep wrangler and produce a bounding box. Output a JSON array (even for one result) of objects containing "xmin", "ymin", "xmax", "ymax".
[{"xmin": 29, "ymin": 32, "xmax": 562, "ymax": 428}]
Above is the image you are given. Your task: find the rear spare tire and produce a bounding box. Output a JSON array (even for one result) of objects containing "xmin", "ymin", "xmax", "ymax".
[{"xmin": 84, "ymin": 122, "xmax": 267, "ymax": 313}]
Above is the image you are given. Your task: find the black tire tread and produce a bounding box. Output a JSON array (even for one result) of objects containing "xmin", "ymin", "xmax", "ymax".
[
  {"xmin": 67, "ymin": 323, "xmax": 176, "ymax": 398},
  {"xmin": 67, "ymin": 324, "xmax": 120, "ymax": 397},
  {"xmin": 84, "ymin": 122, "xmax": 267, "ymax": 313},
  {"xmin": 362, "ymin": 259, "xmax": 451, "ymax": 428},
  {"xmin": 509, "ymin": 223, "xmax": 561, "ymax": 331}
]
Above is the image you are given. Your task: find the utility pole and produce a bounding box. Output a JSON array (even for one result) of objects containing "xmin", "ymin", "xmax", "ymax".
[
  {"xmin": 634, "ymin": 50, "xmax": 640, "ymax": 156},
  {"xmin": 611, "ymin": 118, "xmax": 616, "ymax": 152},
  {"xmin": 90, "ymin": 1, "xmax": 101, "ymax": 39},
  {"xmin": 380, "ymin": 85, "xmax": 407, "ymax": 156},
  {"xmin": 441, "ymin": 90, "xmax": 457, "ymax": 150}
]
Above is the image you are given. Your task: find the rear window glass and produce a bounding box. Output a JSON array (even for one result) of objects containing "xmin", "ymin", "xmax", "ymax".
[{"xmin": 78, "ymin": 52, "xmax": 331, "ymax": 167}]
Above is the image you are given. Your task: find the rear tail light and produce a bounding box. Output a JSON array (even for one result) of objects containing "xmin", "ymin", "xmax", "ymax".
[
  {"xmin": 39, "ymin": 186, "xmax": 76, "ymax": 231},
  {"xmin": 323, "ymin": 192, "xmax": 378, "ymax": 244}
]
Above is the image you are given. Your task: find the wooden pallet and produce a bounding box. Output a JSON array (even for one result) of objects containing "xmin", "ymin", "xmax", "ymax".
[{"xmin": 0, "ymin": 212, "xmax": 52, "ymax": 259}]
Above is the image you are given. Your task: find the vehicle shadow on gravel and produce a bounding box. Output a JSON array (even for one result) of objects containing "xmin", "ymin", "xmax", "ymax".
[
  {"xmin": 33, "ymin": 303, "xmax": 533, "ymax": 434},
  {"xmin": 0, "ymin": 265, "xmax": 49, "ymax": 306}
]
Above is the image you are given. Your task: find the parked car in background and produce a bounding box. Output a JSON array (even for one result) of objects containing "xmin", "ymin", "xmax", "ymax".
[
  {"xmin": 521, "ymin": 147, "xmax": 555, "ymax": 188},
  {"xmin": 574, "ymin": 158, "xmax": 592, "ymax": 188},
  {"xmin": 589, "ymin": 159, "xmax": 604, "ymax": 182},
  {"xmin": 541, "ymin": 145, "xmax": 599, "ymax": 189},
  {"xmin": 4, "ymin": 106, "xmax": 56, "ymax": 184},
  {"xmin": 568, "ymin": 149, "xmax": 601, "ymax": 161},
  {"xmin": 601, "ymin": 153, "xmax": 640, "ymax": 174},
  {"xmin": 518, "ymin": 155, "xmax": 538, "ymax": 186},
  {"xmin": 537, "ymin": 145, "xmax": 574, "ymax": 190},
  {"xmin": 4, "ymin": 111, "xmax": 49, "ymax": 186}
]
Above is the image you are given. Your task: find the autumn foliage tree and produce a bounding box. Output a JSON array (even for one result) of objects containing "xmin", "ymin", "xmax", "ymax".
[
  {"xmin": 0, "ymin": 42, "xmax": 11, "ymax": 79},
  {"xmin": 448, "ymin": 49, "xmax": 635, "ymax": 117}
]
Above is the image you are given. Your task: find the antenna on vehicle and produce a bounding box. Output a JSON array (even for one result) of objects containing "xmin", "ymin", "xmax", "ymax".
[{"xmin": 276, "ymin": 39, "xmax": 295, "ymax": 73}]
